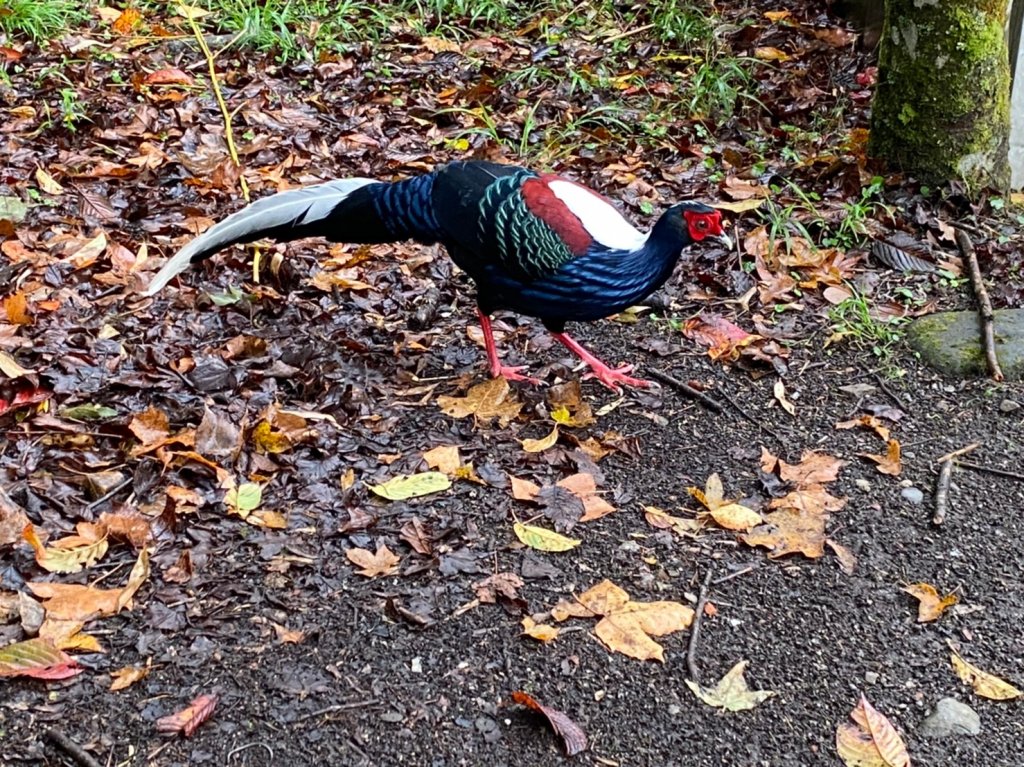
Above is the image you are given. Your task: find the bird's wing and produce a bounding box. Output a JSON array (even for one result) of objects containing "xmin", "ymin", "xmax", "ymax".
[{"xmin": 433, "ymin": 164, "xmax": 648, "ymax": 282}]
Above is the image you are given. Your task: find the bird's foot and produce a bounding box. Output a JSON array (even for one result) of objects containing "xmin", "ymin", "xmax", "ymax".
[
  {"xmin": 582, "ymin": 363, "xmax": 653, "ymax": 393},
  {"xmin": 492, "ymin": 364, "xmax": 543, "ymax": 386}
]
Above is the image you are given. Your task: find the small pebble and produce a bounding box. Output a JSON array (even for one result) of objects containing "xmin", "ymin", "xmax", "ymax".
[
  {"xmin": 864, "ymin": 671, "xmax": 879, "ymax": 684},
  {"xmin": 855, "ymin": 478, "xmax": 872, "ymax": 492},
  {"xmin": 999, "ymin": 399, "xmax": 1021, "ymax": 414},
  {"xmin": 918, "ymin": 697, "xmax": 981, "ymax": 738},
  {"xmin": 901, "ymin": 487, "xmax": 924, "ymax": 504}
]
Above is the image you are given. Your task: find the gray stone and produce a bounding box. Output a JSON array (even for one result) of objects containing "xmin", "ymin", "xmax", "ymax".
[
  {"xmin": 907, "ymin": 309, "xmax": 1024, "ymax": 380},
  {"xmin": 918, "ymin": 697, "xmax": 981, "ymax": 738},
  {"xmin": 1000, "ymin": 398, "xmax": 1022, "ymax": 413},
  {"xmin": 901, "ymin": 486, "xmax": 924, "ymax": 504},
  {"xmin": 855, "ymin": 478, "xmax": 872, "ymax": 492}
]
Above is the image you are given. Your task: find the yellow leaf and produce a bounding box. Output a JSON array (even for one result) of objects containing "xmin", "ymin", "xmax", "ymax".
[
  {"xmin": 950, "ymin": 651, "xmax": 1022, "ymax": 700},
  {"xmin": 224, "ymin": 482, "xmax": 262, "ymax": 518},
  {"xmin": 23, "ymin": 524, "xmax": 108, "ymax": 574},
  {"xmin": 754, "ymin": 46, "xmax": 791, "ymax": 61},
  {"xmin": 522, "ymin": 426, "xmax": 559, "ymax": 453},
  {"xmin": 773, "ymin": 379, "xmax": 796, "ymax": 416},
  {"xmin": 35, "ymin": 167, "xmax": 64, "ymax": 195},
  {"xmin": 513, "ymin": 522, "xmax": 580, "ymax": 552},
  {"xmin": 370, "ymin": 471, "xmax": 451, "ymax": 501},
  {"xmin": 38, "ymin": 618, "xmax": 102, "ymax": 652},
  {"xmin": 110, "ymin": 664, "xmax": 150, "ymax": 691},
  {"xmin": 0, "ymin": 350, "xmax": 34, "ymax": 378},
  {"xmin": 251, "ymin": 421, "xmax": 293, "ymax": 454},
  {"xmin": 437, "ymin": 378, "xmax": 521, "ymax": 427},
  {"xmin": 836, "ymin": 695, "xmax": 910, "ymax": 767},
  {"xmin": 713, "ymin": 198, "xmax": 767, "ymax": 214},
  {"xmin": 521, "ymin": 616, "xmax": 559, "ymax": 642},
  {"xmin": 247, "ymin": 510, "xmax": 287, "ymax": 529},
  {"xmin": 577, "ymin": 580, "xmax": 631, "ymax": 614},
  {"xmin": 346, "ymin": 544, "xmax": 400, "ymax": 577},
  {"xmin": 686, "ymin": 660, "xmax": 776, "ymax": 711},
  {"xmin": 422, "ymin": 445, "xmax": 461, "ymax": 474},
  {"xmin": 707, "ymin": 503, "xmax": 763, "ymax": 531},
  {"xmin": 594, "ymin": 613, "xmax": 667, "ymax": 662},
  {"xmin": 903, "ymin": 583, "xmax": 958, "ymax": 622}
]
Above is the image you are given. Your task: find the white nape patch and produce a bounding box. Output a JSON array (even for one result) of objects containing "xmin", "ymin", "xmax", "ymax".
[{"xmin": 546, "ymin": 179, "xmax": 648, "ymax": 251}]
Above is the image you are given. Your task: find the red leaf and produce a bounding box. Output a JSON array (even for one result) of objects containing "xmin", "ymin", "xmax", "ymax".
[
  {"xmin": 511, "ymin": 691, "xmax": 588, "ymax": 756},
  {"xmin": 0, "ymin": 638, "xmax": 83, "ymax": 680},
  {"xmin": 156, "ymin": 693, "xmax": 219, "ymax": 737}
]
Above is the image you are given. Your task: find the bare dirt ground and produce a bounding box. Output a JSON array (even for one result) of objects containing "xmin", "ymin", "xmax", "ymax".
[{"xmin": 2, "ymin": 2, "xmax": 1023, "ymax": 766}]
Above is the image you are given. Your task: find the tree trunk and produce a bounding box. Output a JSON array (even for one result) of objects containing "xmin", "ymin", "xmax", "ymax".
[{"xmin": 869, "ymin": 0, "xmax": 1011, "ymax": 190}]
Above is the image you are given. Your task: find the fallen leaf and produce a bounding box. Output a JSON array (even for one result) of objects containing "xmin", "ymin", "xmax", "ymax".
[
  {"xmin": 0, "ymin": 638, "xmax": 82, "ymax": 680},
  {"xmin": 272, "ymin": 623, "xmax": 306, "ymax": 644},
  {"xmin": 346, "ymin": 544, "xmax": 400, "ymax": 577},
  {"xmin": 764, "ymin": 449, "xmax": 848, "ymax": 485},
  {"xmin": 835, "ymin": 695, "xmax": 910, "ymax": 767},
  {"xmin": 836, "ymin": 415, "xmax": 891, "ymax": 441},
  {"xmin": 903, "ymin": 583, "xmax": 958, "ymax": 622},
  {"xmin": 950, "ymin": 651, "xmax": 1022, "ymax": 700},
  {"xmin": 686, "ymin": 660, "xmax": 775, "ymax": 711},
  {"xmin": 437, "ymin": 378, "xmax": 521, "ymax": 427},
  {"xmin": 861, "ymin": 440, "xmax": 902, "ymax": 476},
  {"xmin": 511, "ymin": 691, "xmax": 587, "ymax": 756},
  {"xmin": 513, "ymin": 522, "xmax": 580, "ymax": 552},
  {"xmin": 422, "ymin": 444, "xmax": 461, "ymax": 474},
  {"xmin": 23, "ymin": 524, "xmax": 108, "ymax": 574},
  {"xmin": 827, "ymin": 539, "xmax": 857, "ymax": 575},
  {"xmin": 522, "ymin": 426, "xmax": 559, "ymax": 453},
  {"xmin": 521, "ymin": 616, "xmax": 560, "ymax": 642},
  {"xmin": 0, "ymin": 350, "xmax": 34, "ymax": 378},
  {"xmin": 224, "ymin": 482, "xmax": 262, "ymax": 518},
  {"xmin": 27, "ymin": 549, "xmax": 150, "ymax": 621},
  {"xmin": 773, "ymin": 380, "xmax": 796, "ymax": 416},
  {"xmin": 688, "ymin": 474, "xmax": 761, "ymax": 531},
  {"xmin": 370, "ymin": 471, "xmax": 451, "ymax": 501},
  {"xmin": 110, "ymin": 663, "xmax": 151, "ymax": 691},
  {"xmin": 155, "ymin": 693, "xmax": 219, "ymax": 737},
  {"xmin": 742, "ymin": 506, "xmax": 827, "ymax": 558}
]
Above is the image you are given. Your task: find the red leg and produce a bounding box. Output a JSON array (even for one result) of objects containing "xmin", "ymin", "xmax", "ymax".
[
  {"xmin": 551, "ymin": 332, "xmax": 652, "ymax": 392},
  {"xmin": 476, "ymin": 309, "xmax": 541, "ymax": 384}
]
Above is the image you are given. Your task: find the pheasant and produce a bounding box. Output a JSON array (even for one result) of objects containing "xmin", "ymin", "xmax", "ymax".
[{"xmin": 144, "ymin": 161, "xmax": 730, "ymax": 390}]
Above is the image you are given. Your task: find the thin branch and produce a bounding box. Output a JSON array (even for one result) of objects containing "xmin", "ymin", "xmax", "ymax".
[
  {"xmin": 936, "ymin": 443, "xmax": 980, "ymax": 464},
  {"xmin": 686, "ymin": 568, "xmax": 715, "ymax": 684},
  {"xmin": 955, "ymin": 228, "xmax": 1004, "ymax": 382},
  {"xmin": 718, "ymin": 389, "xmax": 785, "ymax": 444},
  {"xmin": 647, "ymin": 368, "xmax": 723, "ymax": 413},
  {"xmin": 955, "ymin": 460, "xmax": 1024, "ymax": 482},
  {"xmin": 932, "ymin": 460, "xmax": 954, "ymax": 526},
  {"xmin": 43, "ymin": 730, "xmax": 102, "ymax": 767}
]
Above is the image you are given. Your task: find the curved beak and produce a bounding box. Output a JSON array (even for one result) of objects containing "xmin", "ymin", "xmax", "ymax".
[{"xmin": 716, "ymin": 233, "xmax": 733, "ymax": 250}]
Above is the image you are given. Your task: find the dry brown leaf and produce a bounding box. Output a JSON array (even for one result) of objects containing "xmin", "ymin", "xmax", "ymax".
[
  {"xmin": 26, "ymin": 548, "xmax": 150, "ymax": 621},
  {"xmin": 643, "ymin": 506, "xmax": 703, "ymax": 536},
  {"xmin": 861, "ymin": 440, "xmax": 902, "ymax": 476},
  {"xmin": 827, "ymin": 539, "xmax": 858, "ymax": 575},
  {"xmin": 272, "ymin": 622, "xmax": 306, "ymax": 644},
  {"xmin": 836, "ymin": 415, "xmax": 891, "ymax": 441},
  {"xmin": 741, "ymin": 506, "xmax": 827, "ymax": 558},
  {"xmin": 422, "ymin": 444, "xmax": 461, "ymax": 474},
  {"xmin": 511, "ymin": 690, "xmax": 587, "ymax": 756},
  {"xmin": 110, "ymin": 663, "xmax": 151, "ymax": 691},
  {"xmin": 437, "ymin": 378, "xmax": 521, "ymax": 427},
  {"xmin": 903, "ymin": 583, "xmax": 958, "ymax": 622},
  {"xmin": 686, "ymin": 660, "xmax": 776, "ymax": 711},
  {"xmin": 773, "ymin": 380, "xmax": 796, "ymax": 416},
  {"xmin": 521, "ymin": 616, "xmax": 559, "ymax": 642},
  {"xmin": 835, "ymin": 695, "xmax": 910, "ymax": 767},
  {"xmin": 346, "ymin": 544, "xmax": 400, "ymax": 578},
  {"xmin": 765, "ymin": 449, "xmax": 848, "ymax": 485}
]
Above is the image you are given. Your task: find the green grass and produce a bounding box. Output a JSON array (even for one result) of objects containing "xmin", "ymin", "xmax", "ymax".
[
  {"xmin": 827, "ymin": 291, "xmax": 908, "ymax": 365},
  {"xmin": 0, "ymin": 0, "xmax": 88, "ymax": 41}
]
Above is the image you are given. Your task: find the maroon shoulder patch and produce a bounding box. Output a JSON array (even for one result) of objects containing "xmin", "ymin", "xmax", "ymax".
[{"xmin": 521, "ymin": 177, "xmax": 593, "ymax": 255}]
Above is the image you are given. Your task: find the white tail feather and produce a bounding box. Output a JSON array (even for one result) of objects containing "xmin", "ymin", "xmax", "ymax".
[{"xmin": 143, "ymin": 178, "xmax": 376, "ymax": 296}]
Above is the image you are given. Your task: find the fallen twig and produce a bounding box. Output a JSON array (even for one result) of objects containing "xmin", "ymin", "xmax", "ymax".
[
  {"xmin": 932, "ymin": 460, "xmax": 954, "ymax": 526},
  {"xmin": 43, "ymin": 729, "xmax": 102, "ymax": 767},
  {"xmin": 686, "ymin": 568, "xmax": 715, "ymax": 684},
  {"xmin": 84, "ymin": 477, "xmax": 133, "ymax": 512},
  {"xmin": 955, "ymin": 460, "xmax": 1024, "ymax": 482},
  {"xmin": 647, "ymin": 368, "xmax": 723, "ymax": 413},
  {"xmin": 712, "ymin": 564, "xmax": 758, "ymax": 586},
  {"xmin": 291, "ymin": 699, "xmax": 380, "ymax": 724},
  {"xmin": 936, "ymin": 443, "xmax": 980, "ymax": 464},
  {"xmin": 718, "ymin": 389, "xmax": 785, "ymax": 444},
  {"xmin": 872, "ymin": 371, "xmax": 911, "ymax": 413},
  {"xmin": 955, "ymin": 228, "xmax": 1004, "ymax": 382}
]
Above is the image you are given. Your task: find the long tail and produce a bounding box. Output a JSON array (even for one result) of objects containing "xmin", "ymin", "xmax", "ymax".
[{"xmin": 144, "ymin": 173, "xmax": 440, "ymax": 296}]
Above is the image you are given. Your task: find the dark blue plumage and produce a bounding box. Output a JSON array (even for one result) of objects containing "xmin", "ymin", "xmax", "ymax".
[{"xmin": 145, "ymin": 160, "xmax": 729, "ymax": 390}]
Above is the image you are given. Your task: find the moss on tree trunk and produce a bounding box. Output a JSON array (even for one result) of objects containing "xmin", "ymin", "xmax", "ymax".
[{"xmin": 869, "ymin": 0, "xmax": 1010, "ymax": 190}]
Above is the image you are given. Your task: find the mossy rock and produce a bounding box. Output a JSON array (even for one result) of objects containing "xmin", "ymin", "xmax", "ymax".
[{"xmin": 907, "ymin": 309, "xmax": 1024, "ymax": 380}]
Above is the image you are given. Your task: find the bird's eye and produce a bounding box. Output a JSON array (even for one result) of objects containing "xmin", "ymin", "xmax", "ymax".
[{"xmin": 697, "ymin": 219, "xmax": 708, "ymax": 230}]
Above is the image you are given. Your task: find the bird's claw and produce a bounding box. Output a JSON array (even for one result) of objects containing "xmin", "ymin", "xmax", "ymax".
[
  {"xmin": 492, "ymin": 364, "xmax": 543, "ymax": 386},
  {"xmin": 582, "ymin": 364, "xmax": 653, "ymax": 392}
]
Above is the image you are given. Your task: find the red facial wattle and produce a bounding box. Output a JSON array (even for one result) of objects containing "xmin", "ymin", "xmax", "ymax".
[{"xmin": 682, "ymin": 210, "xmax": 724, "ymax": 242}]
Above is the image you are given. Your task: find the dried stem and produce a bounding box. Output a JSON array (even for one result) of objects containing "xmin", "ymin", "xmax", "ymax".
[{"xmin": 955, "ymin": 228, "xmax": 1004, "ymax": 382}]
